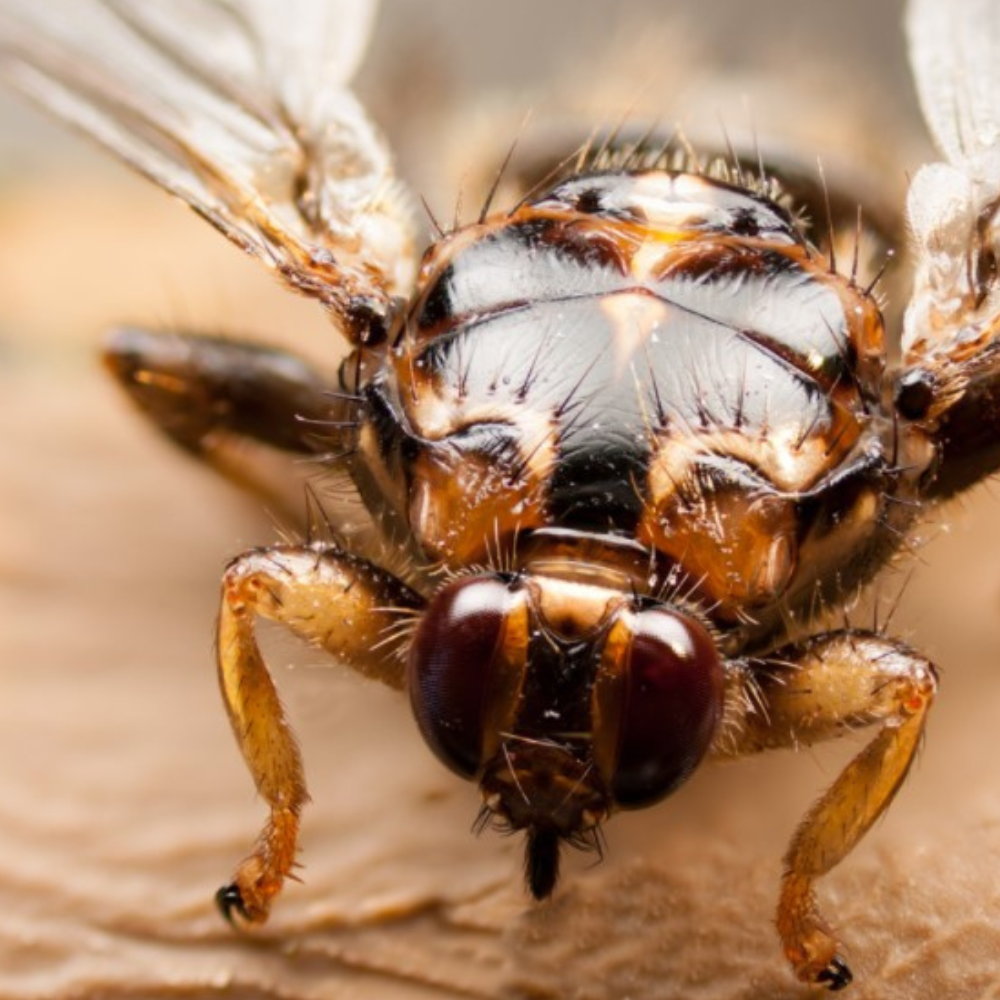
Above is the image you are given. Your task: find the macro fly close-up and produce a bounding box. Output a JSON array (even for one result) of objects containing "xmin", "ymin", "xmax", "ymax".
[{"xmin": 2, "ymin": 0, "xmax": 1000, "ymax": 995}]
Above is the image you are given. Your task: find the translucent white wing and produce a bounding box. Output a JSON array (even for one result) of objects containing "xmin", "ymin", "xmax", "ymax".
[
  {"xmin": 904, "ymin": 0, "xmax": 1000, "ymax": 353},
  {"xmin": 0, "ymin": 0, "xmax": 417, "ymax": 343},
  {"xmin": 908, "ymin": 0, "xmax": 1000, "ymax": 171}
]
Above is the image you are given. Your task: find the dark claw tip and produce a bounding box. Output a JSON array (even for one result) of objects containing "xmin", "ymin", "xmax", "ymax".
[
  {"xmin": 215, "ymin": 883, "xmax": 249, "ymax": 925},
  {"xmin": 816, "ymin": 956, "xmax": 853, "ymax": 991}
]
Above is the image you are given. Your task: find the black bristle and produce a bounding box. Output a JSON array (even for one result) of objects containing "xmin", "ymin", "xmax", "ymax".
[{"xmin": 525, "ymin": 826, "xmax": 561, "ymax": 900}]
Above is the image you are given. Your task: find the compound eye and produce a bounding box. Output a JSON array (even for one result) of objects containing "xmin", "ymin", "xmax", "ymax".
[
  {"xmin": 594, "ymin": 607, "xmax": 724, "ymax": 808},
  {"xmin": 408, "ymin": 576, "xmax": 523, "ymax": 779}
]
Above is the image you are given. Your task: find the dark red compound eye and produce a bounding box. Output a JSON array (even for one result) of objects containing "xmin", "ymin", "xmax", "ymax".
[
  {"xmin": 408, "ymin": 576, "xmax": 522, "ymax": 779},
  {"xmin": 594, "ymin": 606, "xmax": 724, "ymax": 808}
]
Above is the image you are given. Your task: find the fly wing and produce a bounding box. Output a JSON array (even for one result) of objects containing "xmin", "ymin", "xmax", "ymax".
[
  {"xmin": 0, "ymin": 0, "xmax": 417, "ymax": 343},
  {"xmin": 908, "ymin": 0, "xmax": 1000, "ymax": 170},
  {"xmin": 904, "ymin": 0, "xmax": 1000, "ymax": 354}
]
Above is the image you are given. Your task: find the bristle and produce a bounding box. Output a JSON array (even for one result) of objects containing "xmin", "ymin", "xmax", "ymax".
[
  {"xmin": 525, "ymin": 826, "xmax": 561, "ymax": 900},
  {"xmin": 479, "ymin": 115, "xmax": 529, "ymax": 224},
  {"xmin": 817, "ymin": 157, "xmax": 837, "ymax": 275},
  {"xmin": 421, "ymin": 193, "xmax": 446, "ymax": 240}
]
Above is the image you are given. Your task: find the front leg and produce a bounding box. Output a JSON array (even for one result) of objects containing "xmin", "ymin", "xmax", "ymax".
[
  {"xmin": 717, "ymin": 631, "xmax": 937, "ymax": 990},
  {"xmin": 215, "ymin": 544, "xmax": 422, "ymax": 924}
]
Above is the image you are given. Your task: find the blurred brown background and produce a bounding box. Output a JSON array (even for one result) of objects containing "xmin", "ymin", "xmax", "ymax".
[{"xmin": 4, "ymin": 1, "xmax": 1000, "ymax": 998}]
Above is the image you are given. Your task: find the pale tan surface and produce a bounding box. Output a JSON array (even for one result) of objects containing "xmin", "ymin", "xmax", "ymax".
[{"xmin": 4, "ymin": 2, "xmax": 1000, "ymax": 998}]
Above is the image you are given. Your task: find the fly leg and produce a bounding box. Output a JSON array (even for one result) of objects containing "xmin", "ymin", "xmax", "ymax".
[
  {"xmin": 215, "ymin": 543, "xmax": 422, "ymax": 925},
  {"xmin": 103, "ymin": 328, "xmax": 355, "ymax": 521},
  {"xmin": 715, "ymin": 631, "xmax": 937, "ymax": 990},
  {"xmin": 897, "ymin": 183, "xmax": 1000, "ymax": 501}
]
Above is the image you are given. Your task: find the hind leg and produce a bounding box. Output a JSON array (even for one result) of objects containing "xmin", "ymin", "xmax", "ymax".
[{"xmin": 103, "ymin": 327, "xmax": 355, "ymax": 520}]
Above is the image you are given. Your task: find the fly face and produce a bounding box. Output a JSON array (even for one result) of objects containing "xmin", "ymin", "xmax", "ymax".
[
  {"xmin": 1, "ymin": 0, "xmax": 998, "ymax": 993},
  {"xmin": 408, "ymin": 570, "xmax": 724, "ymax": 897}
]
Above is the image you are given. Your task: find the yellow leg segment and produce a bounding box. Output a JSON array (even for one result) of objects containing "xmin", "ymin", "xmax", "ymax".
[
  {"xmin": 718, "ymin": 632, "xmax": 937, "ymax": 989},
  {"xmin": 215, "ymin": 544, "xmax": 421, "ymax": 923}
]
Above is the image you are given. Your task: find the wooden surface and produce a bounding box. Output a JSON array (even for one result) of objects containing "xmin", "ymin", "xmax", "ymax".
[{"xmin": 4, "ymin": 3, "xmax": 1000, "ymax": 997}]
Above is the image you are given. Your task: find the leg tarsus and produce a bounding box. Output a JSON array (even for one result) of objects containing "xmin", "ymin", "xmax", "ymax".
[
  {"xmin": 817, "ymin": 956, "xmax": 853, "ymax": 992},
  {"xmin": 215, "ymin": 882, "xmax": 251, "ymax": 926},
  {"xmin": 219, "ymin": 806, "xmax": 303, "ymax": 924},
  {"xmin": 778, "ymin": 873, "xmax": 852, "ymax": 989}
]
